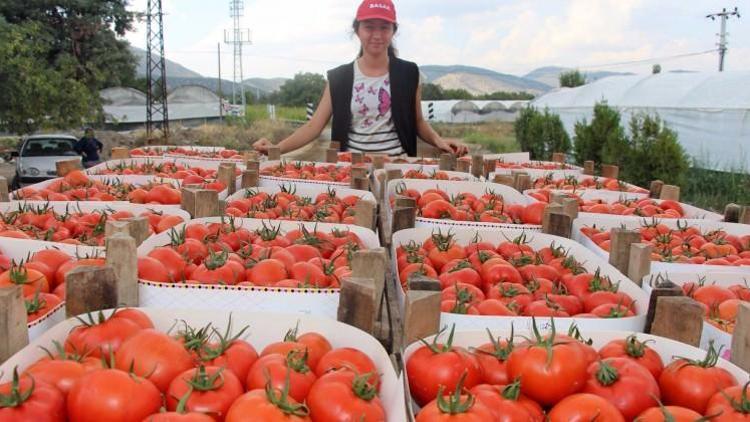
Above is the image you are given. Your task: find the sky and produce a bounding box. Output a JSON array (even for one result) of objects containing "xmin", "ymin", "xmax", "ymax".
[{"xmin": 123, "ymin": 0, "xmax": 749, "ymax": 79}]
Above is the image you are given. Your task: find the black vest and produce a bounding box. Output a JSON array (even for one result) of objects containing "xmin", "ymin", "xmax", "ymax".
[{"xmin": 327, "ymin": 58, "xmax": 420, "ymax": 157}]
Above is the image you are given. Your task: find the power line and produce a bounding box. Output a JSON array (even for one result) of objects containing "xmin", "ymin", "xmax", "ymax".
[{"xmin": 578, "ymin": 49, "xmax": 719, "ymax": 70}]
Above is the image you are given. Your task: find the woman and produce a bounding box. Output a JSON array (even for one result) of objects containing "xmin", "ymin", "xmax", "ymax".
[{"xmin": 253, "ymin": 0, "xmax": 468, "ymax": 158}]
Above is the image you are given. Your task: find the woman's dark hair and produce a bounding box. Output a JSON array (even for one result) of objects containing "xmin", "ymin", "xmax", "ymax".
[{"xmin": 352, "ymin": 19, "xmax": 398, "ymax": 58}]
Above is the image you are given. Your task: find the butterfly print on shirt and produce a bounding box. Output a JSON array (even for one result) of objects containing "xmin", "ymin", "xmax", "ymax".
[
  {"xmin": 358, "ymin": 103, "xmax": 370, "ymax": 116},
  {"xmin": 354, "ymin": 94, "xmax": 364, "ymax": 104},
  {"xmin": 377, "ymin": 87, "xmax": 391, "ymax": 118},
  {"xmin": 367, "ymin": 86, "xmax": 377, "ymax": 95},
  {"xmin": 354, "ymin": 83, "xmax": 365, "ymax": 93}
]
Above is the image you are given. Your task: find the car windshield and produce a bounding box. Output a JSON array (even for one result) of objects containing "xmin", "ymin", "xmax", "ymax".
[{"xmin": 22, "ymin": 138, "xmax": 77, "ymax": 157}]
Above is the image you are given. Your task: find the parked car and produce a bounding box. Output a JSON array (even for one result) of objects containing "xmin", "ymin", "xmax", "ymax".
[{"xmin": 10, "ymin": 134, "xmax": 81, "ymax": 189}]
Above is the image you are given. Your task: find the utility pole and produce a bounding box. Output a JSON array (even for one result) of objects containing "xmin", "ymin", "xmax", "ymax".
[
  {"xmin": 146, "ymin": 0, "xmax": 169, "ymax": 141},
  {"xmin": 224, "ymin": 0, "xmax": 252, "ymax": 115},
  {"xmin": 706, "ymin": 7, "xmax": 741, "ymax": 72}
]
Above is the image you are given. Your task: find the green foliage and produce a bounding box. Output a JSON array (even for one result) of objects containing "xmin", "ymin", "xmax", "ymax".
[
  {"xmin": 421, "ymin": 83, "xmax": 534, "ymax": 101},
  {"xmin": 622, "ymin": 114, "xmax": 689, "ymax": 188},
  {"xmin": 514, "ymin": 106, "xmax": 571, "ymax": 160},
  {"xmin": 559, "ymin": 70, "xmax": 586, "ymax": 88},
  {"xmin": 276, "ymin": 73, "xmax": 326, "ymax": 107},
  {"xmin": 421, "ymin": 83, "xmax": 445, "ymax": 100},
  {"xmin": 573, "ymin": 102, "xmax": 629, "ymax": 167},
  {"xmin": 463, "ymin": 132, "xmax": 520, "ymax": 153},
  {"xmin": 682, "ymin": 166, "xmax": 750, "ymax": 212}
]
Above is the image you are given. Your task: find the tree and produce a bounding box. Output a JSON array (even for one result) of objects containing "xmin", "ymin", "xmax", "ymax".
[
  {"xmin": 573, "ymin": 101, "xmax": 629, "ymax": 167},
  {"xmin": 514, "ymin": 106, "xmax": 571, "ymax": 160},
  {"xmin": 559, "ymin": 70, "xmax": 586, "ymax": 88},
  {"xmin": 652, "ymin": 64, "xmax": 662, "ymax": 74},
  {"xmin": 623, "ymin": 114, "xmax": 689, "ymax": 187},
  {"xmin": 441, "ymin": 88, "xmax": 473, "ymax": 100},
  {"xmin": 276, "ymin": 73, "xmax": 326, "ymax": 107},
  {"xmin": 420, "ymin": 83, "xmax": 444, "ymax": 100}
]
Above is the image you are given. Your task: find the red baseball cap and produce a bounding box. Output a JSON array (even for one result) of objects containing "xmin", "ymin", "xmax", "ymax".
[{"xmin": 356, "ymin": 0, "xmax": 397, "ymax": 23}]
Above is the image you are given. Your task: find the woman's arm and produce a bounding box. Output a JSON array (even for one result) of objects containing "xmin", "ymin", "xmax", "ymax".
[
  {"xmin": 414, "ymin": 85, "xmax": 468, "ymax": 156},
  {"xmin": 253, "ymin": 83, "xmax": 333, "ymax": 154}
]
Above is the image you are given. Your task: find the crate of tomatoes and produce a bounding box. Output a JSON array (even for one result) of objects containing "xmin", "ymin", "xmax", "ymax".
[
  {"xmin": 385, "ymin": 179, "xmax": 546, "ymax": 231},
  {"xmin": 223, "ymin": 184, "xmax": 375, "ymax": 223},
  {"xmin": 0, "ymin": 201, "xmax": 188, "ymax": 247},
  {"xmin": 574, "ymin": 213, "xmax": 750, "ymax": 273},
  {"xmin": 135, "ymin": 217, "xmax": 379, "ymax": 318},
  {"xmin": 0, "ymin": 308, "xmax": 407, "ymax": 421},
  {"xmin": 491, "ymin": 160, "xmax": 583, "ymax": 181},
  {"xmin": 0, "ymin": 237, "xmax": 103, "ymax": 340},
  {"xmin": 527, "ymin": 188, "xmax": 723, "ymax": 220},
  {"xmin": 88, "ymin": 156, "xmax": 243, "ymax": 179},
  {"xmin": 404, "ymin": 322, "xmax": 748, "ymax": 421},
  {"xmin": 643, "ymin": 271, "xmax": 750, "ymax": 360},
  {"xmin": 373, "ymin": 166, "xmax": 477, "ymax": 200},
  {"xmin": 393, "ymin": 227, "xmax": 650, "ymax": 332},
  {"xmin": 259, "ymin": 160, "xmax": 368, "ymax": 188},
  {"xmin": 528, "ymin": 174, "xmax": 649, "ymax": 195}
]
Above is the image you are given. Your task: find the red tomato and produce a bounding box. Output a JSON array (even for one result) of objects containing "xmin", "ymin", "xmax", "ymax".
[
  {"xmin": 199, "ymin": 329, "xmax": 259, "ymax": 389},
  {"xmin": 67, "ymin": 369, "xmax": 162, "ymax": 422},
  {"xmin": 307, "ymin": 370, "xmax": 386, "ymax": 421},
  {"xmin": 115, "ymin": 329, "xmax": 195, "ymax": 392},
  {"xmin": 473, "ymin": 331, "xmax": 514, "ymax": 385},
  {"xmin": 598, "ymin": 334, "xmax": 664, "ymax": 380},
  {"xmin": 547, "ymin": 393, "xmax": 625, "ymax": 421},
  {"xmin": 225, "ymin": 388, "xmax": 311, "ymax": 422},
  {"xmin": 705, "ymin": 381, "xmax": 750, "ymax": 422},
  {"xmin": 583, "ymin": 357, "xmax": 661, "ymax": 420},
  {"xmin": 246, "ymin": 351, "xmax": 317, "ymax": 403},
  {"xmin": 470, "ymin": 381, "xmax": 544, "ymax": 422},
  {"xmin": 315, "ymin": 347, "xmax": 379, "ymax": 387},
  {"xmin": 64, "ymin": 308, "xmax": 145, "ymax": 357},
  {"xmin": 0, "ymin": 370, "xmax": 65, "ymax": 421},
  {"xmin": 166, "ymin": 366, "xmax": 244, "ymax": 420},
  {"xmin": 415, "ymin": 374, "xmax": 495, "ymax": 421},
  {"xmin": 635, "ymin": 405, "xmax": 705, "ymax": 421}
]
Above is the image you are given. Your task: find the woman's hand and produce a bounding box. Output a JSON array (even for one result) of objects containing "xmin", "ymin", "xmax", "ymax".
[
  {"xmin": 252, "ymin": 138, "xmax": 273, "ymax": 154},
  {"xmin": 436, "ymin": 138, "xmax": 469, "ymax": 157}
]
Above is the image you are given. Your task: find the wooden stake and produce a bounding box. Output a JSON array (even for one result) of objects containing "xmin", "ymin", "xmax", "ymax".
[
  {"xmin": 439, "ymin": 153, "xmax": 453, "ymax": 171},
  {"xmin": 329, "ymin": 141, "xmax": 341, "ymax": 150},
  {"xmin": 608, "ymin": 228, "xmax": 641, "ymax": 275},
  {"xmin": 644, "ymin": 279, "xmax": 683, "ymax": 333},
  {"xmin": 543, "ymin": 210, "xmax": 573, "ymax": 238},
  {"xmin": 724, "ymin": 203, "xmax": 741, "ymax": 223},
  {"xmin": 395, "ymin": 196, "xmax": 416, "ymax": 209},
  {"xmin": 110, "ymin": 147, "xmax": 130, "ymax": 159},
  {"xmin": 337, "ymin": 277, "xmax": 376, "ymax": 334},
  {"xmin": 483, "ymin": 159, "xmax": 496, "ymax": 179},
  {"xmin": 551, "ymin": 152, "xmax": 566, "ymax": 163},
  {"xmin": 561, "ymin": 198, "xmax": 579, "ymax": 219},
  {"xmin": 124, "ymin": 216, "xmax": 151, "ymax": 246},
  {"xmin": 371, "ymin": 154, "xmax": 386, "ymax": 170},
  {"xmin": 351, "ymin": 152, "xmax": 363, "ymax": 165},
  {"xmin": 456, "ymin": 159, "xmax": 470, "ymax": 173},
  {"xmin": 351, "ymin": 249, "xmax": 387, "ymax": 319},
  {"xmin": 0, "ymin": 286, "xmax": 29, "ymax": 362},
  {"xmin": 583, "ymin": 161, "xmax": 595, "ymax": 175},
  {"xmin": 392, "ymin": 206, "xmax": 416, "ymax": 234},
  {"xmin": 514, "ymin": 174, "xmax": 532, "ymax": 192},
  {"xmin": 649, "ymin": 296, "xmax": 704, "ymax": 347},
  {"xmin": 659, "ymin": 185, "xmax": 680, "ymax": 201},
  {"xmin": 408, "ymin": 274, "xmax": 441, "ymax": 291},
  {"xmin": 217, "ymin": 163, "xmax": 237, "ymax": 195},
  {"xmin": 549, "ymin": 192, "xmax": 566, "ymax": 204},
  {"xmin": 245, "ymin": 160, "xmax": 260, "ymax": 173},
  {"xmin": 241, "ymin": 170, "xmax": 259, "ymax": 188},
  {"xmin": 351, "ymin": 166, "xmax": 368, "ymax": 180},
  {"xmin": 740, "ymin": 206, "xmax": 750, "ymax": 225},
  {"xmin": 106, "ymin": 233, "xmax": 138, "ymax": 307},
  {"xmin": 731, "ymin": 302, "xmax": 750, "ymax": 372},
  {"xmin": 267, "ymin": 146, "xmax": 281, "ymax": 161},
  {"xmin": 56, "ymin": 159, "xmax": 82, "ymax": 176},
  {"xmin": 0, "ymin": 176, "xmax": 8, "ymax": 201},
  {"xmin": 194, "ymin": 189, "xmax": 220, "ymax": 218},
  {"xmin": 601, "ymin": 164, "xmax": 619, "ymax": 179},
  {"xmin": 493, "ymin": 174, "xmax": 514, "ymax": 187},
  {"xmin": 385, "ymin": 169, "xmax": 403, "ymax": 184},
  {"xmin": 243, "ymin": 151, "xmax": 259, "ymax": 162},
  {"xmin": 649, "ymin": 180, "xmax": 664, "ymax": 199},
  {"xmin": 351, "ymin": 176, "xmax": 369, "ymax": 191},
  {"xmin": 353, "ymin": 200, "xmax": 376, "ymax": 230},
  {"xmin": 65, "ymin": 266, "xmax": 118, "ymax": 317},
  {"xmin": 471, "ymin": 155, "xmax": 483, "ymax": 178},
  {"xmin": 541, "ymin": 204, "xmax": 563, "ymax": 231},
  {"xmin": 180, "ymin": 187, "xmax": 197, "ymax": 216},
  {"xmin": 325, "ymin": 149, "xmax": 338, "ymax": 163},
  {"xmin": 404, "ymin": 290, "xmax": 442, "ymax": 346},
  {"xmin": 627, "ymin": 243, "xmax": 652, "ymax": 287}
]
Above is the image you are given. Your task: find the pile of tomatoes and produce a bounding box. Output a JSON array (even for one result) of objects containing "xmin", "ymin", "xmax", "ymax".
[
  {"xmin": 400, "ymin": 169, "xmax": 466, "ymax": 181},
  {"xmin": 1, "ymin": 309, "xmax": 388, "ymax": 421},
  {"xmin": 528, "ymin": 189, "xmax": 686, "ymax": 218},
  {"xmin": 131, "ymin": 146, "xmax": 244, "ymax": 160},
  {"xmin": 0, "ymin": 249, "xmax": 104, "ymax": 322},
  {"xmin": 337, "ymin": 151, "xmax": 438, "ymax": 165},
  {"xmin": 496, "ymin": 161, "xmax": 577, "ymax": 170},
  {"xmin": 225, "ymin": 187, "xmax": 362, "ymax": 223},
  {"xmin": 138, "ymin": 220, "xmax": 364, "ymax": 288},
  {"xmin": 407, "ymin": 324, "xmax": 745, "ymax": 421},
  {"xmin": 581, "ymin": 221, "xmax": 750, "ymax": 266},
  {"xmin": 92, "ymin": 161, "xmax": 241, "ymax": 181},
  {"xmin": 397, "ymin": 232, "xmax": 637, "ymax": 318},
  {"xmin": 393, "ymin": 186, "xmax": 548, "ymax": 225},
  {"xmin": 674, "ymin": 277, "xmax": 750, "ymax": 334},
  {"xmin": 532, "ymin": 175, "xmax": 649, "ymax": 194},
  {"xmin": 260, "ymin": 162, "xmax": 355, "ymax": 184},
  {"xmin": 0, "ymin": 204, "xmax": 183, "ymax": 245}
]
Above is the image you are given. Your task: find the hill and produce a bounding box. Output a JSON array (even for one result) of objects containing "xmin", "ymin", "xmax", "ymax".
[
  {"xmin": 524, "ymin": 66, "xmax": 634, "ymax": 88},
  {"xmin": 420, "ymin": 65, "xmax": 552, "ymax": 95},
  {"xmin": 130, "ymin": 46, "xmax": 203, "ymax": 79}
]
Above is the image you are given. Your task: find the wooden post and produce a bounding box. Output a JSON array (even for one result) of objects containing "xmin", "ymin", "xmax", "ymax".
[
  {"xmin": 649, "ymin": 296, "xmax": 704, "ymax": 346},
  {"xmin": 601, "ymin": 164, "xmax": 619, "ymax": 179},
  {"xmin": 583, "ymin": 161, "xmax": 595, "ymax": 176},
  {"xmin": 659, "ymin": 185, "xmax": 680, "ymax": 201},
  {"xmin": 739, "ymin": 206, "xmax": 750, "ymax": 225},
  {"xmin": 483, "ymin": 159, "xmax": 496, "ymax": 179},
  {"xmin": 350, "ymin": 176, "xmax": 369, "ymax": 191},
  {"xmin": 404, "ymin": 290, "xmax": 442, "ymax": 346},
  {"xmin": 0, "ymin": 176, "xmax": 8, "ymax": 201},
  {"xmin": 267, "ymin": 146, "xmax": 281, "ymax": 161},
  {"xmin": 245, "ymin": 160, "xmax": 260, "ymax": 173},
  {"xmin": 561, "ymin": 198, "xmax": 579, "ymax": 219},
  {"xmin": 371, "ymin": 154, "xmax": 386, "ymax": 170},
  {"xmin": 456, "ymin": 159, "xmax": 470, "ymax": 173},
  {"xmin": 241, "ymin": 170, "xmax": 259, "ymax": 188},
  {"xmin": 644, "ymin": 280, "xmax": 683, "ymax": 333},
  {"xmin": 124, "ymin": 216, "xmax": 151, "ymax": 246},
  {"xmin": 542, "ymin": 204, "xmax": 563, "ymax": 231},
  {"xmin": 65, "ymin": 266, "xmax": 118, "ymax": 317},
  {"xmin": 608, "ymin": 228, "xmax": 641, "ymax": 275},
  {"xmin": 351, "ymin": 249, "xmax": 387, "ymax": 319},
  {"xmin": 731, "ymin": 302, "xmax": 750, "ymax": 372},
  {"xmin": 493, "ymin": 174, "xmax": 514, "ymax": 187},
  {"xmin": 217, "ymin": 163, "xmax": 237, "ymax": 195},
  {"xmin": 194, "ymin": 189, "xmax": 220, "ymax": 218},
  {"xmin": 104, "ymin": 220, "xmax": 130, "ymax": 238},
  {"xmin": 439, "ymin": 153, "xmax": 453, "ymax": 171},
  {"xmin": 181, "ymin": 188, "xmax": 197, "ymax": 217},
  {"xmin": 0, "ymin": 286, "xmax": 29, "ymax": 362},
  {"xmin": 111, "ymin": 147, "xmax": 130, "ymax": 159},
  {"xmin": 106, "ymin": 233, "xmax": 138, "ymax": 307},
  {"xmin": 351, "ymin": 166, "xmax": 368, "ymax": 180},
  {"xmin": 551, "ymin": 152, "xmax": 566, "ymax": 163},
  {"xmin": 353, "ymin": 200, "xmax": 376, "ymax": 230},
  {"xmin": 724, "ymin": 203, "xmax": 741, "ymax": 223},
  {"xmin": 395, "ymin": 196, "xmax": 416, "ymax": 209},
  {"xmin": 543, "ymin": 210, "xmax": 573, "ymax": 238},
  {"xmin": 514, "ymin": 174, "xmax": 532, "ymax": 192},
  {"xmin": 337, "ymin": 277, "xmax": 376, "ymax": 334},
  {"xmin": 350, "ymin": 152, "xmax": 363, "ymax": 165},
  {"xmin": 56, "ymin": 159, "xmax": 82, "ymax": 176},
  {"xmin": 243, "ymin": 151, "xmax": 259, "ymax": 162},
  {"xmin": 549, "ymin": 192, "xmax": 566, "ymax": 204},
  {"xmin": 392, "ymin": 206, "xmax": 416, "ymax": 234},
  {"xmin": 471, "ymin": 155, "xmax": 483, "ymax": 178},
  {"xmin": 649, "ymin": 180, "xmax": 664, "ymax": 199},
  {"xmin": 385, "ymin": 169, "xmax": 403, "ymax": 184},
  {"xmin": 329, "ymin": 141, "xmax": 341, "ymax": 150},
  {"xmin": 627, "ymin": 243, "xmax": 652, "ymax": 287},
  {"xmin": 408, "ymin": 274, "xmax": 441, "ymax": 292}
]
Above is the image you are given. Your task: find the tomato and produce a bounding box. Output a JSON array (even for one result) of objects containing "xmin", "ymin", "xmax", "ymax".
[
  {"xmin": 23, "ymin": 351, "xmax": 101, "ymax": 397},
  {"xmin": 705, "ymin": 381, "xmax": 750, "ymax": 421},
  {"xmin": 191, "ymin": 251, "xmax": 240, "ymax": 285},
  {"xmin": 416, "ymin": 373, "xmax": 495, "ymax": 421},
  {"xmin": 24, "ymin": 292, "xmax": 62, "ymax": 323},
  {"xmin": 481, "ymin": 263, "xmax": 523, "ymax": 287},
  {"xmin": 67, "ymin": 368, "xmax": 162, "ymax": 422},
  {"xmin": 598, "ymin": 334, "xmax": 664, "ymax": 380},
  {"xmin": 142, "ymin": 410, "xmax": 215, "ymax": 422},
  {"xmin": 582, "ymin": 357, "xmax": 660, "ymax": 419},
  {"xmin": 658, "ymin": 342, "xmax": 738, "ymax": 414},
  {"xmin": 406, "ymin": 326, "xmax": 482, "ymax": 406},
  {"xmin": 289, "ymin": 262, "xmax": 327, "ymax": 287},
  {"xmin": 548, "ymin": 393, "xmax": 625, "ymax": 421},
  {"xmin": 64, "ymin": 308, "xmax": 145, "ymax": 357},
  {"xmin": 115, "ymin": 329, "xmax": 194, "ymax": 392},
  {"xmin": 634, "ymin": 405, "xmax": 704, "ymax": 421},
  {"xmin": 246, "ymin": 351, "xmax": 317, "ymax": 403},
  {"xmin": 247, "ymin": 259, "xmax": 288, "ymax": 286},
  {"xmin": 199, "ymin": 328, "xmax": 259, "ymax": 389},
  {"xmin": 225, "ymin": 388, "xmax": 311, "ymax": 422},
  {"xmin": 147, "ymin": 247, "xmax": 187, "ymax": 281},
  {"xmin": 0, "ymin": 264, "xmax": 49, "ymax": 295},
  {"xmin": 138, "ymin": 256, "xmax": 172, "ymax": 283},
  {"xmin": 428, "ymin": 242, "xmax": 467, "ymax": 272},
  {"xmin": 166, "ymin": 366, "xmax": 244, "ymax": 420},
  {"xmin": 306, "ymin": 370, "xmax": 385, "ymax": 422},
  {"xmin": 470, "ymin": 381, "xmax": 544, "ymax": 422},
  {"xmin": 521, "ymin": 202, "xmax": 546, "ymax": 225},
  {"xmin": 506, "ymin": 324, "xmax": 588, "ymax": 406},
  {"xmin": 473, "ymin": 330, "xmax": 514, "ymax": 385},
  {"xmin": 438, "ymin": 267, "xmax": 482, "ymax": 289},
  {"xmin": 315, "ymin": 347, "xmax": 380, "ymax": 387},
  {"xmin": 0, "ymin": 369, "xmax": 65, "ymax": 421},
  {"xmin": 692, "ymin": 285, "xmax": 737, "ymax": 308}
]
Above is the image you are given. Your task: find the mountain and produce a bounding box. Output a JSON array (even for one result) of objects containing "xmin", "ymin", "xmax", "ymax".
[
  {"xmin": 130, "ymin": 46, "xmax": 203, "ymax": 79},
  {"xmin": 524, "ymin": 66, "xmax": 634, "ymax": 88},
  {"xmin": 243, "ymin": 77, "xmax": 288, "ymax": 93},
  {"xmin": 420, "ymin": 65, "xmax": 552, "ymax": 95}
]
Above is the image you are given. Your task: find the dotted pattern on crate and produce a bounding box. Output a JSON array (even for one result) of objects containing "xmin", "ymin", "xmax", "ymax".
[
  {"xmin": 259, "ymin": 175, "xmax": 350, "ymax": 187},
  {"xmin": 28, "ymin": 301, "xmax": 66, "ymax": 328},
  {"xmin": 164, "ymin": 154, "xmax": 244, "ymax": 162},
  {"xmin": 138, "ymin": 280, "xmax": 339, "ymax": 294},
  {"xmin": 28, "ymin": 305, "xmax": 66, "ymax": 341},
  {"xmin": 415, "ymin": 217, "xmax": 543, "ymax": 231}
]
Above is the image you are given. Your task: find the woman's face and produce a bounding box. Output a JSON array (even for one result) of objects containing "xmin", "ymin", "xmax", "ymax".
[{"xmin": 356, "ymin": 19, "xmax": 394, "ymax": 56}]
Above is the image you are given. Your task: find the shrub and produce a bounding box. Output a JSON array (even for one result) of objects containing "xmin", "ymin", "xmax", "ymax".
[
  {"xmin": 622, "ymin": 114, "xmax": 689, "ymax": 188},
  {"xmin": 514, "ymin": 106, "xmax": 571, "ymax": 160},
  {"xmin": 573, "ymin": 101, "xmax": 629, "ymax": 168},
  {"xmin": 559, "ymin": 70, "xmax": 586, "ymax": 88}
]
